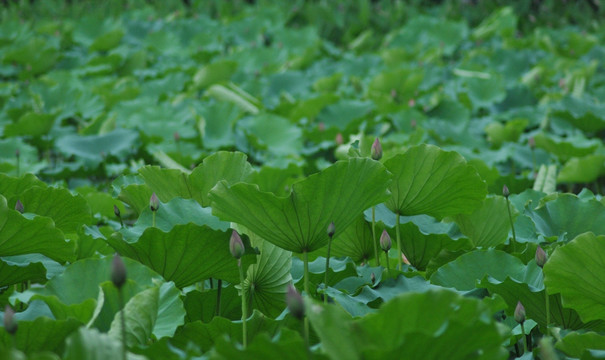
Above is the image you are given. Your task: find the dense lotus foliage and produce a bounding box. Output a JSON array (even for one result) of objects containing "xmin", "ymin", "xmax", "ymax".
[{"xmin": 1, "ymin": 1, "xmax": 605, "ymax": 359}]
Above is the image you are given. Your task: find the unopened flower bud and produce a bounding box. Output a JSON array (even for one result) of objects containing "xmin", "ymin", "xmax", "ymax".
[
  {"xmin": 514, "ymin": 301, "xmax": 526, "ymax": 324},
  {"xmin": 380, "ymin": 230, "xmax": 391, "ymax": 252},
  {"xmin": 111, "ymin": 253, "xmax": 127, "ymax": 289},
  {"xmin": 529, "ymin": 137, "xmax": 536, "ymax": 150},
  {"xmin": 174, "ymin": 132, "xmax": 180, "ymax": 142},
  {"xmin": 149, "ymin": 193, "xmax": 159, "ymax": 212},
  {"xmin": 335, "ymin": 133, "xmax": 343, "ymax": 145},
  {"xmin": 535, "ymin": 246, "xmax": 547, "ymax": 268},
  {"xmin": 113, "ymin": 205, "xmax": 121, "ymax": 218},
  {"xmin": 3, "ymin": 305, "xmax": 17, "ymax": 335},
  {"xmin": 503, "ymin": 185, "xmax": 510, "ymax": 198},
  {"xmin": 230, "ymin": 230, "xmax": 245, "ymax": 260},
  {"xmin": 371, "ymin": 138, "xmax": 382, "ymax": 161},
  {"xmin": 15, "ymin": 149, "xmax": 20, "ymax": 158},
  {"xmin": 327, "ymin": 222, "xmax": 335, "ymax": 238},
  {"xmin": 370, "ymin": 272, "xmax": 376, "ymax": 284},
  {"xmin": 14, "ymin": 200, "xmax": 24, "ymax": 214},
  {"xmin": 286, "ymin": 284, "xmax": 304, "ymax": 320}
]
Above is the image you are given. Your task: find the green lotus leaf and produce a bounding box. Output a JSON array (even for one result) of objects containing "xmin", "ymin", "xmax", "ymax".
[
  {"xmin": 63, "ymin": 327, "xmax": 138, "ymax": 360},
  {"xmin": 198, "ymin": 100, "xmax": 241, "ymax": 150},
  {"xmin": 558, "ymin": 154, "xmax": 605, "ymax": 184},
  {"xmin": 242, "ymin": 233, "xmax": 292, "ymax": 318},
  {"xmin": 291, "ymin": 257, "xmax": 358, "ymax": 295},
  {"xmin": 109, "ymin": 287, "xmax": 158, "ymax": 347},
  {"xmin": 384, "ymin": 144, "xmax": 486, "ymax": 219},
  {"xmin": 0, "ymin": 316, "xmax": 81, "ymax": 355},
  {"xmin": 0, "ymin": 173, "xmax": 46, "ymax": 201},
  {"xmin": 55, "ymin": 128, "xmax": 139, "ymax": 166},
  {"xmin": 3, "ymin": 112, "xmax": 55, "ymax": 138},
  {"xmin": 19, "ymin": 186, "xmax": 93, "ymax": 234},
  {"xmin": 209, "ymin": 158, "xmax": 391, "ymax": 253},
  {"xmin": 109, "ymin": 224, "xmax": 254, "ymax": 287},
  {"xmin": 239, "ymin": 113, "xmax": 303, "ymax": 156},
  {"xmin": 0, "ymin": 195, "xmax": 75, "ymax": 263},
  {"xmin": 453, "ymin": 196, "xmax": 513, "ymax": 248},
  {"xmin": 0, "ymin": 256, "xmax": 47, "ymax": 288},
  {"xmin": 210, "ymin": 328, "xmax": 307, "ymax": 360},
  {"xmin": 171, "ymin": 310, "xmax": 281, "ymax": 352},
  {"xmin": 430, "ymin": 249, "xmax": 529, "ymax": 291},
  {"xmin": 353, "ymin": 275, "xmax": 438, "ymax": 306},
  {"xmin": 544, "ymin": 232, "xmax": 605, "ymax": 323},
  {"xmin": 557, "ymin": 332, "xmax": 605, "ymax": 358},
  {"xmin": 533, "ymin": 132, "xmax": 600, "ymax": 162},
  {"xmin": 526, "ymin": 194, "xmax": 605, "ymax": 241},
  {"xmin": 184, "ymin": 286, "xmax": 241, "ymax": 323},
  {"xmin": 330, "ymin": 215, "xmax": 375, "ymax": 263},
  {"xmin": 138, "ymin": 166, "xmax": 193, "ymax": 202}
]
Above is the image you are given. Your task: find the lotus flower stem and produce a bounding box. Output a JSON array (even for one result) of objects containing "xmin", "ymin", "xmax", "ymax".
[
  {"xmin": 324, "ymin": 222, "xmax": 335, "ymax": 304},
  {"xmin": 372, "ymin": 207, "xmax": 380, "ymax": 266},
  {"xmin": 118, "ymin": 289, "xmax": 127, "ymax": 360},
  {"xmin": 395, "ymin": 212, "xmax": 402, "ymax": 271},
  {"xmin": 152, "ymin": 212, "xmax": 156, "ymax": 228},
  {"xmin": 215, "ymin": 279, "xmax": 223, "ymax": 316},
  {"xmin": 504, "ymin": 186, "xmax": 516, "ymax": 252},
  {"xmin": 545, "ymin": 291, "xmax": 550, "ymax": 335},
  {"xmin": 15, "ymin": 149, "xmax": 20, "ymax": 177},
  {"xmin": 238, "ymin": 259, "xmax": 247, "ymax": 348},
  {"xmin": 384, "ymin": 250, "xmax": 390, "ymax": 276},
  {"xmin": 303, "ymin": 251, "xmax": 310, "ymax": 347},
  {"xmin": 520, "ymin": 323, "xmax": 528, "ymax": 353}
]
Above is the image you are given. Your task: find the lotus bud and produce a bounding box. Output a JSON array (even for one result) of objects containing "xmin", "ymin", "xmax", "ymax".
[
  {"xmin": 529, "ymin": 137, "xmax": 536, "ymax": 150},
  {"xmin": 514, "ymin": 301, "xmax": 526, "ymax": 324},
  {"xmin": 380, "ymin": 230, "xmax": 391, "ymax": 252},
  {"xmin": 15, "ymin": 149, "xmax": 20, "ymax": 158},
  {"xmin": 3, "ymin": 305, "xmax": 17, "ymax": 335},
  {"xmin": 111, "ymin": 253, "xmax": 127, "ymax": 289},
  {"xmin": 370, "ymin": 272, "xmax": 376, "ymax": 284},
  {"xmin": 335, "ymin": 133, "xmax": 343, "ymax": 145},
  {"xmin": 113, "ymin": 205, "xmax": 121, "ymax": 218},
  {"xmin": 535, "ymin": 246, "xmax": 547, "ymax": 268},
  {"xmin": 371, "ymin": 138, "xmax": 382, "ymax": 161},
  {"xmin": 149, "ymin": 192, "xmax": 159, "ymax": 212},
  {"xmin": 286, "ymin": 284, "xmax": 304, "ymax": 320},
  {"xmin": 14, "ymin": 200, "xmax": 24, "ymax": 214},
  {"xmin": 502, "ymin": 184, "xmax": 510, "ymax": 198},
  {"xmin": 230, "ymin": 230, "xmax": 245, "ymax": 260},
  {"xmin": 174, "ymin": 132, "xmax": 180, "ymax": 142},
  {"xmin": 327, "ymin": 222, "xmax": 335, "ymax": 238}
]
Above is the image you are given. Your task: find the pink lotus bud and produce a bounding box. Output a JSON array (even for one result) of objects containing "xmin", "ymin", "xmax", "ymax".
[
  {"xmin": 335, "ymin": 133, "xmax": 343, "ymax": 145},
  {"xmin": 286, "ymin": 284, "xmax": 304, "ymax": 320},
  {"xmin": 149, "ymin": 193, "xmax": 160, "ymax": 212},
  {"xmin": 327, "ymin": 222, "xmax": 335, "ymax": 238},
  {"xmin": 514, "ymin": 301, "xmax": 526, "ymax": 324},
  {"xmin": 14, "ymin": 200, "xmax": 24, "ymax": 214},
  {"xmin": 3, "ymin": 305, "xmax": 17, "ymax": 335},
  {"xmin": 503, "ymin": 185, "xmax": 510, "ymax": 198},
  {"xmin": 174, "ymin": 132, "xmax": 181, "ymax": 142},
  {"xmin": 380, "ymin": 230, "xmax": 391, "ymax": 252},
  {"xmin": 230, "ymin": 230, "xmax": 245, "ymax": 260},
  {"xmin": 15, "ymin": 149, "xmax": 20, "ymax": 158},
  {"xmin": 408, "ymin": 98, "xmax": 416, "ymax": 107},
  {"xmin": 111, "ymin": 253, "xmax": 127, "ymax": 289},
  {"xmin": 318, "ymin": 122, "xmax": 325, "ymax": 132},
  {"xmin": 535, "ymin": 246, "xmax": 547, "ymax": 268},
  {"xmin": 371, "ymin": 138, "xmax": 382, "ymax": 161},
  {"xmin": 528, "ymin": 137, "xmax": 536, "ymax": 149},
  {"xmin": 370, "ymin": 272, "xmax": 376, "ymax": 284}
]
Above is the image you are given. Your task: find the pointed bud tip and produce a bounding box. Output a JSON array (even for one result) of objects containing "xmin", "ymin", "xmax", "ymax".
[
  {"xmin": 502, "ymin": 185, "xmax": 510, "ymax": 198},
  {"xmin": 327, "ymin": 222, "xmax": 335, "ymax": 238},
  {"xmin": 14, "ymin": 200, "xmax": 24, "ymax": 214},
  {"xmin": 371, "ymin": 138, "xmax": 383, "ymax": 160},
  {"xmin": 514, "ymin": 301, "xmax": 526, "ymax": 324},
  {"xmin": 286, "ymin": 284, "xmax": 304, "ymax": 320},
  {"xmin": 111, "ymin": 253, "xmax": 127, "ymax": 289},
  {"xmin": 149, "ymin": 193, "xmax": 159, "ymax": 212},
  {"xmin": 3, "ymin": 305, "xmax": 17, "ymax": 335},
  {"xmin": 113, "ymin": 204, "xmax": 121, "ymax": 218},
  {"xmin": 229, "ymin": 230, "xmax": 245, "ymax": 259},
  {"xmin": 535, "ymin": 246, "xmax": 547, "ymax": 268},
  {"xmin": 380, "ymin": 229, "xmax": 391, "ymax": 252}
]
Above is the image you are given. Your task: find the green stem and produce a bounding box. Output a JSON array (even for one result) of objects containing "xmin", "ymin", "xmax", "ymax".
[
  {"xmin": 324, "ymin": 237, "xmax": 332, "ymax": 304},
  {"xmin": 531, "ymin": 149, "xmax": 536, "ymax": 177},
  {"xmin": 520, "ymin": 322, "xmax": 528, "ymax": 354},
  {"xmin": 545, "ymin": 290, "xmax": 550, "ymax": 335},
  {"xmin": 384, "ymin": 250, "xmax": 390, "ymax": 277},
  {"xmin": 372, "ymin": 206, "xmax": 380, "ymax": 266},
  {"xmin": 506, "ymin": 198, "xmax": 517, "ymax": 252},
  {"xmin": 396, "ymin": 212, "xmax": 402, "ymax": 271},
  {"xmin": 215, "ymin": 279, "xmax": 223, "ymax": 317},
  {"xmin": 15, "ymin": 151, "xmax": 20, "ymax": 178},
  {"xmin": 152, "ymin": 211, "xmax": 156, "ymax": 228},
  {"xmin": 238, "ymin": 260, "xmax": 247, "ymax": 348},
  {"xmin": 118, "ymin": 288, "xmax": 127, "ymax": 360},
  {"xmin": 303, "ymin": 251, "xmax": 310, "ymax": 349}
]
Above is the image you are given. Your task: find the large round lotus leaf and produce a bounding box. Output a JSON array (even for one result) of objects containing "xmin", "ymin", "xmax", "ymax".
[
  {"xmin": 0, "ymin": 317, "xmax": 81, "ymax": 355},
  {"xmin": 453, "ymin": 196, "xmax": 513, "ymax": 248},
  {"xmin": 330, "ymin": 215, "xmax": 375, "ymax": 263},
  {"xmin": 0, "ymin": 256, "xmax": 47, "ymax": 288},
  {"xmin": 0, "ymin": 195, "xmax": 75, "ymax": 264},
  {"xmin": 526, "ymin": 194, "xmax": 605, "ymax": 241},
  {"xmin": 556, "ymin": 332, "xmax": 605, "ymax": 358},
  {"xmin": 19, "ymin": 186, "xmax": 93, "ymax": 234},
  {"xmin": 384, "ymin": 144, "xmax": 486, "ymax": 219},
  {"xmin": 108, "ymin": 287, "xmax": 158, "ymax": 347},
  {"xmin": 306, "ymin": 289, "xmax": 507, "ymax": 360},
  {"xmin": 544, "ymin": 232, "xmax": 605, "ymax": 323},
  {"xmin": 209, "ymin": 158, "xmax": 391, "ymax": 253},
  {"xmin": 557, "ymin": 154, "xmax": 605, "ymax": 184},
  {"xmin": 109, "ymin": 224, "xmax": 254, "ymax": 287}
]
